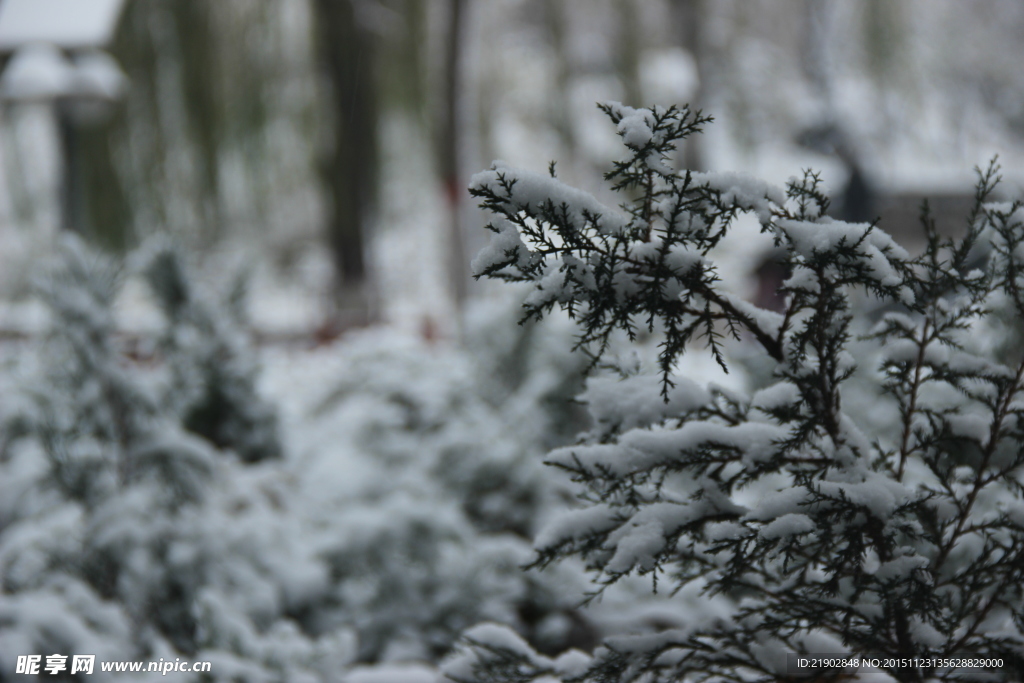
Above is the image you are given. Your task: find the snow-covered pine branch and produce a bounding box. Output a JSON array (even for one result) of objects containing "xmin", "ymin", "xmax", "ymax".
[{"xmin": 455, "ymin": 104, "xmax": 1024, "ymax": 682}]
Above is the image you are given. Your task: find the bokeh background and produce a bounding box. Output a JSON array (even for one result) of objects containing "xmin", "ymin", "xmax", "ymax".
[{"xmin": 2, "ymin": 0, "xmax": 1024, "ymax": 336}]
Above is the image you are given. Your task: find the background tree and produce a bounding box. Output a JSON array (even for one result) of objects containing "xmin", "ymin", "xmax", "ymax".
[
  {"xmin": 438, "ymin": 0, "xmax": 469, "ymax": 316},
  {"xmin": 314, "ymin": 0, "xmax": 379, "ymax": 324}
]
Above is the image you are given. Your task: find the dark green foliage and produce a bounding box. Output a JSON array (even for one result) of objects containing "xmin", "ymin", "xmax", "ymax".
[{"xmin": 141, "ymin": 241, "xmax": 281, "ymax": 463}]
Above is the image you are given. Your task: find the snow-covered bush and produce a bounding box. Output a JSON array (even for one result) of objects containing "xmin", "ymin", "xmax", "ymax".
[
  {"xmin": 0, "ymin": 237, "xmax": 344, "ymax": 681},
  {"xmin": 449, "ymin": 104, "xmax": 1024, "ymax": 682},
  {"xmin": 465, "ymin": 291, "xmax": 591, "ymax": 456},
  {"xmin": 278, "ymin": 327, "xmax": 595, "ymax": 663},
  {"xmin": 140, "ymin": 240, "xmax": 281, "ymax": 464},
  {"xmin": 0, "ymin": 235, "xmax": 592, "ymax": 681}
]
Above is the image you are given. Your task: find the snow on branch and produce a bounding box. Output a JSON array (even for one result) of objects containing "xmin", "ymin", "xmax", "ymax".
[{"xmin": 462, "ymin": 108, "xmax": 1024, "ymax": 682}]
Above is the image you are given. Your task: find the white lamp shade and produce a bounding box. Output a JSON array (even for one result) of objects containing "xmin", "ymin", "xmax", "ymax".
[
  {"xmin": 1, "ymin": 43, "xmax": 127, "ymax": 104},
  {"xmin": 0, "ymin": 42, "xmax": 75, "ymax": 101},
  {"xmin": 70, "ymin": 50, "xmax": 126, "ymax": 101}
]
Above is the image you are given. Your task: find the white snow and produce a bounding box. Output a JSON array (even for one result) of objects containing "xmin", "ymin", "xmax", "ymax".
[
  {"xmin": 751, "ymin": 382, "xmax": 801, "ymax": 412},
  {"xmin": 470, "ymin": 218, "xmax": 535, "ymax": 276},
  {"xmin": 908, "ymin": 618, "xmax": 946, "ymax": 649},
  {"xmin": 582, "ymin": 373, "xmax": 710, "ymax": 433},
  {"xmin": 462, "ymin": 622, "xmax": 538, "ymax": 659},
  {"xmin": 873, "ymin": 553, "xmax": 928, "ymax": 584},
  {"xmin": 606, "ymin": 519, "xmax": 665, "ymax": 573},
  {"xmin": 815, "ymin": 470, "xmax": 913, "ymax": 519},
  {"xmin": 692, "ymin": 171, "xmax": 786, "ymax": 225},
  {"xmin": 782, "ymin": 265, "xmax": 820, "ymax": 293},
  {"xmin": 345, "ymin": 664, "xmax": 438, "ymax": 683},
  {"xmin": 552, "ymin": 650, "xmax": 591, "ymax": 678},
  {"xmin": 779, "ymin": 217, "xmax": 909, "ymax": 289},
  {"xmin": 617, "ymin": 107, "xmax": 656, "ymax": 149},
  {"xmin": 609, "ymin": 420, "xmax": 789, "ymax": 470},
  {"xmin": 470, "ymin": 161, "xmax": 629, "ymax": 236},
  {"xmin": 720, "ymin": 292, "xmax": 785, "ymax": 339},
  {"xmin": 745, "ymin": 487, "xmax": 813, "ymax": 521},
  {"xmin": 664, "ymin": 243, "xmax": 704, "ymax": 275},
  {"xmin": 534, "ymin": 504, "xmax": 621, "ymax": 551},
  {"xmin": 758, "ymin": 513, "xmax": 815, "ymax": 540}
]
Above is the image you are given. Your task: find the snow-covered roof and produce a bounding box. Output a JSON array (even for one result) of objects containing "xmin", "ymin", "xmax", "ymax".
[{"xmin": 0, "ymin": 0, "xmax": 127, "ymax": 51}]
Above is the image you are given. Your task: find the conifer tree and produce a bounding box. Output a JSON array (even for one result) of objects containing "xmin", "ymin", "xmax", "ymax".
[
  {"xmin": 0, "ymin": 237, "xmax": 589, "ymax": 681},
  {"xmin": 140, "ymin": 239, "xmax": 281, "ymax": 464},
  {"xmin": 448, "ymin": 103, "xmax": 1024, "ymax": 682},
  {"xmin": 0, "ymin": 237, "xmax": 340, "ymax": 681}
]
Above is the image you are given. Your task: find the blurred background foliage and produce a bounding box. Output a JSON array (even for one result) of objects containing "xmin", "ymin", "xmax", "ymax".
[{"xmin": 3, "ymin": 0, "xmax": 1024, "ymax": 338}]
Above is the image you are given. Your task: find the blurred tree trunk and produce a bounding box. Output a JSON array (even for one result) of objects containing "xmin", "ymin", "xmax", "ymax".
[
  {"xmin": 439, "ymin": 0, "xmax": 468, "ymax": 318},
  {"xmin": 545, "ymin": 0, "xmax": 575, "ymax": 160},
  {"xmin": 672, "ymin": 0, "xmax": 706, "ymax": 171},
  {"xmin": 43, "ymin": 0, "xmax": 320, "ymax": 261},
  {"xmin": 170, "ymin": 0, "xmax": 223, "ymax": 243},
  {"xmin": 110, "ymin": 0, "xmax": 226, "ymax": 249},
  {"xmin": 315, "ymin": 0, "xmax": 378, "ymax": 323},
  {"xmin": 802, "ymin": 0, "xmax": 836, "ymax": 112},
  {"xmin": 107, "ymin": 0, "xmax": 169, "ymax": 243},
  {"xmin": 57, "ymin": 111, "xmax": 83, "ymax": 235},
  {"xmin": 65, "ymin": 109, "xmax": 132, "ymax": 251},
  {"xmin": 615, "ymin": 0, "xmax": 642, "ymax": 108},
  {"xmin": 379, "ymin": 0, "xmax": 427, "ymax": 120},
  {"xmin": 69, "ymin": 0, "xmax": 225, "ymax": 252}
]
